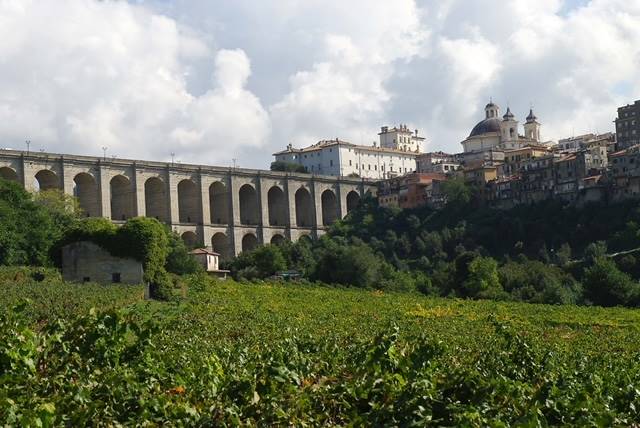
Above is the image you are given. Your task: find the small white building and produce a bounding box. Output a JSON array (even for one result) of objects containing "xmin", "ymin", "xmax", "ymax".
[
  {"xmin": 273, "ymin": 125, "xmax": 424, "ymax": 179},
  {"xmin": 190, "ymin": 248, "xmax": 229, "ymax": 278}
]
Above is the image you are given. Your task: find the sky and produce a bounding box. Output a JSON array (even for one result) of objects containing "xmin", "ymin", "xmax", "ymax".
[{"xmin": 0, "ymin": 0, "xmax": 638, "ymax": 168}]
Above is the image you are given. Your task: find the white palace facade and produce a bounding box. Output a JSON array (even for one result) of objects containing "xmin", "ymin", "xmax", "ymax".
[{"xmin": 273, "ymin": 124, "xmax": 425, "ymax": 179}]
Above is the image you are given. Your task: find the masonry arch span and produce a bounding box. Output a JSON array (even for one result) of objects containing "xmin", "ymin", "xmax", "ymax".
[
  {"xmin": 270, "ymin": 234, "xmax": 286, "ymax": 246},
  {"xmin": 211, "ymin": 232, "xmax": 231, "ymax": 260},
  {"xmin": 242, "ymin": 233, "xmax": 259, "ymax": 253},
  {"xmin": 346, "ymin": 191, "xmax": 361, "ymax": 214},
  {"xmin": 34, "ymin": 170, "xmax": 59, "ymax": 191},
  {"xmin": 178, "ymin": 179, "xmax": 201, "ymax": 224},
  {"xmin": 0, "ymin": 167, "xmax": 18, "ymax": 182},
  {"xmin": 110, "ymin": 175, "xmax": 135, "ymax": 221},
  {"xmin": 73, "ymin": 173, "xmax": 99, "ymax": 217},
  {"xmin": 239, "ymin": 184, "xmax": 259, "ymax": 225},
  {"xmin": 295, "ymin": 187, "xmax": 313, "ymax": 227},
  {"xmin": 267, "ymin": 186, "xmax": 287, "ymax": 226},
  {"xmin": 181, "ymin": 231, "xmax": 198, "ymax": 249},
  {"xmin": 144, "ymin": 177, "xmax": 168, "ymax": 222},
  {"xmin": 209, "ymin": 181, "xmax": 229, "ymax": 225},
  {"xmin": 321, "ymin": 189, "xmax": 338, "ymax": 226}
]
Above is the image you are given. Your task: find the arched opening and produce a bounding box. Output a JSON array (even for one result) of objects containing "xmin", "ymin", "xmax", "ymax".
[
  {"xmin": 211, "ymin": 232, "xmax": 231, "ymax": 260},
  {"xmin": 144, "ymin": 177, "xmax": 168, "ymax": 223},
  {"xmin": 321, "ymin": 189, "xmax": 338, "ymax": 226},
  {"xmin": 73, "ymin": 173, "xmax": 99, "ymax": 217},
  {"xmin": 242, "ymin": 233, "xmax": 258, "ymax": 253},
  {"xmin": 295, "ymin": 187, "xmax": 313, "ymax": 227},
  {"xmin": 209, "ymin": 182, "xmax": 229, "ymax": 225},
  {"xmin": 0, "ymin": 167, "xmax": 18, "ymax": 182},
  {"xmin": 178, "ymin": 179, "xmax": 201, "ymax": 224},
  {"xmin": 270, "ymin": 234, "xmax": 285, "ymax": 246},
  {"xmin": 268, "ymin": 186, "xmax": 287, "ymax": 226},
  {"xmin": 239, "ymin": 184, "xmax": 259, "ymax": 225},
  {"xmin": 181, "ymin": 231, "xmax": 198, "ymax": 249},
  {"xmin": 34, "ymin": 170, "xmax": 59, "ymax": 191},
  {"xmin": 110, "ymin": 175, "xmax": 135, "ymax": 221},
  {"xmin": 346, "ymin": 191, "xmax": 360, "ymax": 214}
]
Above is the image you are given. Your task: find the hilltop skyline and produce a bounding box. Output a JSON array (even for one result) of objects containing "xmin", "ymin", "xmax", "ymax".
[{"xmin": 0, "ymin": 0, "xmax": 638, "ymax": 167}]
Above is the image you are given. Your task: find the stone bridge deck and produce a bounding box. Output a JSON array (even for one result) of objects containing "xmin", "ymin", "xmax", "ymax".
[{"xmin": 0, "ymin": 149, "xmax": 375, "ymax": 257}]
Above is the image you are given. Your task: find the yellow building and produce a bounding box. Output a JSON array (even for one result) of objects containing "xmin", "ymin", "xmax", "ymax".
[{"xmin": 503, "ymin": 145, "xmax": 551, "ymax": 175}]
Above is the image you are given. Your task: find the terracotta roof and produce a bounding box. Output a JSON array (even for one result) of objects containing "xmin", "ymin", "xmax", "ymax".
[{"xmin": 190, "ymin": 248, "xmax": 219, "ymax": 256}]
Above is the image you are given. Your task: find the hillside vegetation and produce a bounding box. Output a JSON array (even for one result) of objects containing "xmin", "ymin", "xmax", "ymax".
[
  {"xmin": 3, "ymin": 275, "xmax": 640, "ymax": 426},
  {"xmin": 231, "ymin": 193, "xmax": 640, "ymax": 307}
]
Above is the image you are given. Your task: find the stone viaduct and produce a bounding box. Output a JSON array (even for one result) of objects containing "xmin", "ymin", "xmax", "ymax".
[{"xmin": 0, "ymin": 149, "xmax": 375, "ymax": 258}]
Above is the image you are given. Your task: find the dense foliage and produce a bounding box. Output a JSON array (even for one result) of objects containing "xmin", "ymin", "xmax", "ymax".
[
  {"xmin": 232, "ymin": 193, "xmax": 640, "ymax": 307},
  {"xmin": 270, "ymin": 160, "xmax": 307, "ymax": 173},
  {"xmin": 0, "ymin": 178, "xmax": 201, "ymax": 299},
  {"xmin": 0, "ymin": 180, "xmax": 80, "ymax": 266},
  {"xmin": 3, "ymin": 278, "xmax": 640, "ymax": 425}
]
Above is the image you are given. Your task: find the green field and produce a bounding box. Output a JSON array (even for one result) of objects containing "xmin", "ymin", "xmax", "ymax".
[{"xmin": 3, "ymin": 274, "xmax": 640, "ymax": 426}]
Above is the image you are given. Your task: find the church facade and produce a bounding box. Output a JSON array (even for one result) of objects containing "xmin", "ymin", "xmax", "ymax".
[{"xmin": 461, "ymin": 102, "xmax": 541, "ymax": 153}]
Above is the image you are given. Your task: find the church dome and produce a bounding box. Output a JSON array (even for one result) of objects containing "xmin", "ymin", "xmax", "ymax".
[{"xmin": 469, "ymin": 118, "xmax": 501, "ymax": 137}]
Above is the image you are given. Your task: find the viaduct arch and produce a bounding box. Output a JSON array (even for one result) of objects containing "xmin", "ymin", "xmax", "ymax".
[{"xmin": 0, "ymin": 149, "xmax": 375, "ymax": 257}]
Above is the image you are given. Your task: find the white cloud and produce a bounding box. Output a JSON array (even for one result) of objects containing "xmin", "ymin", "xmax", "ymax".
[
  {"xmin": 1, "ymin": 0, "xmax": 640, "ymax": 165},
  {"xmin": 269, "ymin": 1, "xmax": 427, "ymax": 148},
  {"xmin": 0, "ymin": 0, "xmax": 269, "ymax": 164}
]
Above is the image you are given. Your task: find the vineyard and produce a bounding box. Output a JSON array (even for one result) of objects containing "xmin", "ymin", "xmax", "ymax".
[{"xmin": 3, "ymin": 273, "xmax": 640, "ymax": 426}]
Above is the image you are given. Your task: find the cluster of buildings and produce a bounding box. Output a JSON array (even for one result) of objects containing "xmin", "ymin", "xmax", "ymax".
[{"xmin": 273, "ymin": 98, "xmax": 640, "ymax": 211}]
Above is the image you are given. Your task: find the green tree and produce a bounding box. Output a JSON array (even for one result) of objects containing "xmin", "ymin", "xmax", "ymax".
[
  {"xmin": 583, "ymin": 257, "xmax": 639, "ymax": 307},
  {"xmin": 463, "ymin": 257, "xmax": 502, "ymax": 299},
  {"xmin": 441, "ymin": 177, "xmax": 471, "ymax": 208},
  {"xmin": 117, "ymin": 217, "xmax": 169, "ymax": 281},
  {"xmin": 554, "ymin": 243, "xmax": 572, "ymax": 267},
  {"xmin": 313, "ymin": 242, "xmax": 384, "ymax": 288},
  {"xmin": 270, "ymin": 161, "xmax": 307, "ymax": 173},
  {"xmin": 165, "ymin": 232, "xmax": 202, "ymax": 275},
  {"xmin": 584, "ymin": 241, "xmax": 607, "ymax": 264},
  {"xmin": 0, "ymin": 179, "xmax": 74, "ymax": 266}
]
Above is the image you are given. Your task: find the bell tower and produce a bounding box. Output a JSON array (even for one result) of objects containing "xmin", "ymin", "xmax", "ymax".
[{"xmin": 524, "ymin": 108, "xmax": 541, "ymax": 142}]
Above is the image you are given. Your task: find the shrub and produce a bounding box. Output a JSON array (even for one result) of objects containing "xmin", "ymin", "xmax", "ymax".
[
  {"xmin": 313, "ymin": 243, "xmax": 384, "ymax": 288},
  {"xmin": 463, "ymin": 257, "xmax": 503, "ymax": 299},
  {"xmin": 0, "ymin": 178, "xmax": 75, "ymax": 266},
  {"xmin": 583, "ymin": 257, "xmax": 640, "ymax": 307},
  {"xmin": 165, "ymin": 232, "xmax": 202, "ymax": 275}
]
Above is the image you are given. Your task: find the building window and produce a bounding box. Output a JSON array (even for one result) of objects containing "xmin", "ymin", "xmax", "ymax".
[
  {"xmin": 349, "ymin": 160, "xmax": 352, "ymax": 166},
  {"xmin": 330, "ymin": 160, "xmax": 333, "ymax": 166},
  {"xmin": 112, "ymin": 273, "xmax": 121, "ymax": 283}
]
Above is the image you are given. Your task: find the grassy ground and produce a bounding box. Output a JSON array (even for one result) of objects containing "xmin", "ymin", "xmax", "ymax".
[{"xmin": 3, "ymin": 276, "xmax": 640, "ymax": 425}]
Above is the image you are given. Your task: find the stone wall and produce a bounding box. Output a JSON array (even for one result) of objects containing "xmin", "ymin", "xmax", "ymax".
[{"xmin": 61, "ymin": 241, "xmax": 144, "ymax": 284}]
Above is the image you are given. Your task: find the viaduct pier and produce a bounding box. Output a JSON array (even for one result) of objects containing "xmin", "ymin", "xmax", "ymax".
[{"xmin": 0, "ymin": 149, "xmax": 375, "ymax": 258}]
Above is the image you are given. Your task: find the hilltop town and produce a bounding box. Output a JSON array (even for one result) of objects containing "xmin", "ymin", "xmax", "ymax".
[{"xmin": 274, "ymin": 99, "xmax": 640, "ymax": 211}]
